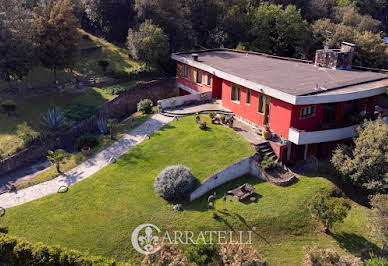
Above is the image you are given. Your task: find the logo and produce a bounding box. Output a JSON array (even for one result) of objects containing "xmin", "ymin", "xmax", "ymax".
[{"xmin": 131, "ymin": 223, "xmax": 161, "ymax": 255}]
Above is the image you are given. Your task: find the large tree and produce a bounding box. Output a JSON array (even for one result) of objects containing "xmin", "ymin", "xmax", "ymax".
[
  {"xmin": 34, "ymin": 0, "xmax": 80, "ymax": 83},
  {"xmin": 249, "ymin": 3, "xmax": 310, "ymax": 58},
  {"xmin": 0, "ymin": 0, "xmax": 33, "ymax": 89},
  {"xmin": 127, "ymin": 20, "xmax": 169, "ymax": 67},
  {"xmin": 331, "ymin": 118, "xmax": 388, "ymax": 194}
]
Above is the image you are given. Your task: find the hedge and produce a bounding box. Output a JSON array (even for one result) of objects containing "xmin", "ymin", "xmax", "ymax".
[{"xmin": 0, "ymin": 233, "xmax": 127, "ymax": 266}]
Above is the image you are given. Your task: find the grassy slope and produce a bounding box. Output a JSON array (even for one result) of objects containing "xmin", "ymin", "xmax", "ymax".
[
  {"xmin": 0, "ymin": 30, "xmax": 153, "ymax": 158},
  {"xmin": 0, "ymin": 116, "xmax": 379, "ymax": 265}
]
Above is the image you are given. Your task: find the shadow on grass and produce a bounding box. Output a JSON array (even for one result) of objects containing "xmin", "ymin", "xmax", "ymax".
[
  {"xmin": 0, "ymin": 227, "xmax": 8, "ymax": 234},
  {"xmin": 332, "ymin": 232, "xmax": 379, "ymax": 256}
]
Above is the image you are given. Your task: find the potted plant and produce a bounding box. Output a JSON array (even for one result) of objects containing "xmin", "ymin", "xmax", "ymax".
[
  {"xmin": 209, "ymin": 112, "xmax": 216, "ymax": 123},
  {"xmin": 227, "ymin": 116, "xmax": 234, "ymax": 128},
  {"xmin": 81, "ymin": 146, "xmax": 91, "ymax": 156},
  {"xmin": 220, "ymin": 114, "xmax": 226, "ymax": 124},
  {"xmin": 262, "ymin": 125, "xmax": 272, "ymax": 140}
]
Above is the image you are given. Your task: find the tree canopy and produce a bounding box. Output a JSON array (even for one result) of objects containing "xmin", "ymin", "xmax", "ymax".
[{"xmin": 331, "ymin": 118, "xmax": 388, "ymax": 194}]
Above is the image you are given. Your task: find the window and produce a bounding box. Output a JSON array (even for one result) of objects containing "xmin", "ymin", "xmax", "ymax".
[
  {"xmin": 207, "ymin": 74, "xmax": 211, "ymax": 86},
  {"xmin": 183, "ymin": 65, "xmax": 188, "ymax": 78},
  {"xmin": 300, "ymin": 105, "xmax": 316, "ymax": 119},
  {"xmin": 196, "ymin": 70, "xmax": 202, "ymax": 83},
  {"xmin": 258, "ymin": 95, "xmax": 266, "ymax": 113},
  {"xmin": 246, "ymin": 89, "xmax": 251, "ymax": 104},
  {"xmin": 231, "ymin": 85, "xmax": 241, "ymax": 102}
]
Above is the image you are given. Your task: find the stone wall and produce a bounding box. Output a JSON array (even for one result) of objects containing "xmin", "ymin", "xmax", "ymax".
[
  {"xmin": 0, "ymin": 77, "xmax": 177, "ymax": 176},
  {"xmin": 189, "ymin": 157, "xmax": 265, "ymax": 201}
]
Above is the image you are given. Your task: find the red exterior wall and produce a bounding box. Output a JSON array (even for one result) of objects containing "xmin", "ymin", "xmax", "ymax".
[
  {"xmin": 221, "ymin": 80, "xmax": 265, "ymax": 126},
  {"xmin": 290, "ymin": 104, "xmax": 324, "ymax": 131},
  {"xmin": 176, "ymin": 64, "xmax": 213, "ymax": 94},
  {"xmin": 269, "ymin": 98, "xmax": 293, "ymax": 139},
  {"xmin": 212, "ymin": 76, "xmax": 222, "ymax": 99}
]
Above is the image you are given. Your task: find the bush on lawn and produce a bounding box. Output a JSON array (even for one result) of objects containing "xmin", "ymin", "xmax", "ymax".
[
  {"xmin": 65, "ymin": 104, "xmax": 95, "ymax": 121},
  {"xmin": 75, "ymin": 134, "xmax": 99, "ymax": 151},
  {"xmin": 0, "ymin": 233, "xmax": 117, "ymax": 265},
  {"xmin": 198, "ymin": 121, "xmax": 207, "ymax": 130},
  {"xmin": 154, "ymin": 165, "xmax": 198, "ymax": 201},
  {"xmin": 137, "ymin": 99, "xmax": 153, "ymax": 114},
  {"xmin": 304, "ymin": 244, "xmax": 363, "ymax": 266},
  {"xmin": 0, "ymin": 99, "xmax": 16, "ymax": 116},
  {"xmin": 142, "ymin": 243, "xmax": 190, "ymax": 265}
]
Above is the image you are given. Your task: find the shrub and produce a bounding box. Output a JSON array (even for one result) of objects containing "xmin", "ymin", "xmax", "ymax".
[
  {"xmin": 65, "ymin": 104, "xmax": 95, "ymax": 121},
  {"xmin": 308, "ymin": 192, "xmax": 350, "ymax": 233},
  {"xmin": 137, "ymin": 99, "xmax": 153, "ymax": 114},
  {"xmin": 184, "ymin": 241, "xmax": 218, "ymax": 266},
  {"xmin": 220, "ymin": 243, "xmax": 266, "ymax": 266},
  {"xmin": 219, "ymin": 114, "xmax": 225, "ymax": 122},
  {"xmin": 17, "ymin": 122, "xmax": 39, "ymax": 147},
  {"xmin": 304, "ymin": 244, "xmax": 363, "ymax": 266},
  {"xmin": 365, "ymin": 256, "xmax": 388, "ymax": 266},
  {"xmin": 142, "ymin": 243, "xmax": 190, "ymax": 265},
  {"xmin": 370, "ymin": 194, "xmax": 388, "ymax": 243},
  {"xmin": 261, "ymin": 156, "xmax": 280, "ymax": 171},
  {"xmin": 198, "ymin": 121, "xmax": 207, "ymax": 130},
  {"xmin": 42, "ymin": 107, "xmax": 65, "ymax": 130},
  {"xmin": 0, "ymin": 233, "xmax": 117, "ymax": 265},
  {"xmin": 75, "ymin": 134, "xmax": 99, "ymax": 151},
  {"xmin": 154, "ymin": 165, "xmax": 198, "ymax": 201},
  {"xmin": 107, "ymin": 119, "xmax": 118, "ymax": 140},
  {"xmin": 47, "ymin": 149, "xmax": 69, "ymax": 173},
  {"xmin": 97, "ymin": 118, "xmax": 109, "ymax": 135},
  {"xmin": 1, "ymin": 99, "xmax": 16, "ymax": 115},
  {"xmin": 209, "ymin": 112, "xmax": 216, "ymax": 119}
]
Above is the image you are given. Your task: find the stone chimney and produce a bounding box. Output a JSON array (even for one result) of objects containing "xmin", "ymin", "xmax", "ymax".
[{"xmin": 314, "ymin": 42, "xmax": 355, "ymax": 70}]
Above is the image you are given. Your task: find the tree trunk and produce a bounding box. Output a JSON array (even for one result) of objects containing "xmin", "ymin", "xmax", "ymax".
[{"xmin": 56, "ymin": 162, "xmax": 61, "ymax": 173}]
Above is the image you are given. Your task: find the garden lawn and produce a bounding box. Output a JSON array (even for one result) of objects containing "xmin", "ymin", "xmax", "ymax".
[
  {"xmin": 0, "ymin": 88, "xmax": 113, "ymax": 158},
  {"xmin": 0, "ymin": 116, "xmax": 379, "ymax": 265}
]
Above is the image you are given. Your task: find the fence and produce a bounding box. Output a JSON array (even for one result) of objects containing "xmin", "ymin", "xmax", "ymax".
[{"xmin": 0, "ymin": 77, "xmax": 177, "ymax": 176}]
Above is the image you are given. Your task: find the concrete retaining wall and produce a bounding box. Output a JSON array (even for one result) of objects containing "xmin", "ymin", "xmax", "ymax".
[
  {"xmin": 190, "ymin": 157, "xmax": 265, "ymax": 201},
  {"xmin": 158, "ymin": 91, "xmax": 212, "ymax": 109}
]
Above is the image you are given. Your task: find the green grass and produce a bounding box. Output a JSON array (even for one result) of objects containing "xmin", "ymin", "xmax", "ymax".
[
  {"xmin": 0, "ymin": 88, "xmax": 113, "ymax": 158},
  {"xmin": 0, "ymin": 29, "xmax": 145, "ymax": 90},
  {"xmin": 16, "ymin": 111, "xmax": 152, "ymax": 190},
  {"xmin": 0, "ymin": 116, "xmax": 380, "ymax": 265}
]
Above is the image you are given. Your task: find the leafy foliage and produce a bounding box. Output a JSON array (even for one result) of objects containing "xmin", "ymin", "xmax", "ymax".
[
  {"xmin": 308, "ymin": 192, "xmax": 350, "ymax": 231},
  {"xmin": 34, "ymin": 0, "xmax": 81, "ymax": 81},
  {"xmin": 0, "ymin": 233, "xmax": 117, "ymax": 265},
  {"xmin": 261, "ymin": 155, "xmax": 280, "ymax": 171},
  {"xmin": 107, "ymin": 119, "xmax": 118, "ymax": 140},
  {"xmin": 17, "ymin": 122, "xmax": 39, "ymax": 147},
  {"xmin": 75, "ymin": 134, "xmax": 99, "ymax": 151},
  {"xmin": 97, "ymin": 118, "xmax": 109, "ymax": 135},
  {"xmin": 127, "ymin": 20, "xmax": 170, "ymax": 67},
  {"xmin": 41, "ymin": 107, "xmax": 65, "ymax": 130},
  {"xmin": 142, "ymin": 243, "xmax": 190, "ymax": 265},
  {"xmin": 365, "ymin": 256, "xmax": 388, "ymax": 266},
  {"xmin": 219, "ymin": 243, "xmax": 266, "ymax": 265},
  {"xmin": 183, "ymin": 241, "xmax": 218, "ymax": 266},
  {"xmin": 47, "ymin": 149, "xmax": 69, "ymax": 173},
  {"xmin": 65, "ymin": 104, "xmax": 95, "ymax": 121},
  {"xmin": 331, "ymin": 118, "xmax": 388, "ymax": 193},
  {"xmin": 137, "ymin": 99, "xmax": 153, "ymax": 114},
  {"xmin": 154, "ymin": 165, "xmax": 198, "ymax": 201},
  {"xmin": 304, "ymin": 244, "xmax": 363, "ymax": 266},
  {"xmin": 198, "ymin": 121, "xmax": 207, "ymax": 130}
]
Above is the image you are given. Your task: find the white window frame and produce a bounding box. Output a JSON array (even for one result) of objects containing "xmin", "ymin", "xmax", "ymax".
[{"xmin": 300, "ymin": 105, "xmax": 316, "ymax": 119}]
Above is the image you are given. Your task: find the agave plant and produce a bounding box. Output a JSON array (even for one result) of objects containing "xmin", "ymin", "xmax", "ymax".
[
  {"xmin": 97, "ymin": 117, "xmax": 109, "ymax": 135},
  {"xmin": 42, "ymin": 107, "xmax": 65, "ymax": 130}
]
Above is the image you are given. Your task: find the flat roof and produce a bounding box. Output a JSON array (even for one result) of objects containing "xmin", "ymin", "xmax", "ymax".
[{"xmin": 173, "ymin": 49, "xmax": 387, "ymax": 96}]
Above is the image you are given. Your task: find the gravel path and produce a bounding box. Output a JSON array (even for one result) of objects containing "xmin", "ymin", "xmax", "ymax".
[{"xmin": 0, "ymin": 114, "xmax": 173, "ymax": 209}]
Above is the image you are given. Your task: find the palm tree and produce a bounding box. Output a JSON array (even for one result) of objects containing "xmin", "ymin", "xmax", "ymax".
[{"xmin": 47, "ymin": 149, "xmax": 69, "ymax": 173}]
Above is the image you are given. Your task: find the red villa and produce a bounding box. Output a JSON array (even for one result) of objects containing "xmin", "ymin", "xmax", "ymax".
[{"xmin": 171, "ymin": 43, "xmax": 388, "ymax": 162}]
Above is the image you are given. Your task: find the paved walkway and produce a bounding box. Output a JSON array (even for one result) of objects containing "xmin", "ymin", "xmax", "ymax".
[{"xmin": 0, "ymin": 114, "xmax": 173, "ymax": 209}]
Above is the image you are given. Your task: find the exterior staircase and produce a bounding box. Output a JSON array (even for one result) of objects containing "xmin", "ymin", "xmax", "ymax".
[{"xmin": 256, "ymin": 142, "xmax": 278, "ymax": 161}]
